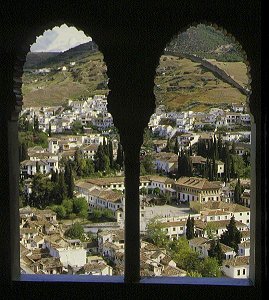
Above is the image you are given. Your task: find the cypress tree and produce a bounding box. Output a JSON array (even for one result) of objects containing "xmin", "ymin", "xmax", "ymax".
[
  {"xmin": 186, "ymin": 215, "xmax": 195, "ymax": 240},
  {"xmin": 173, "ymin": 138, "xmax": 179, "ymax": 155},
  {"xmin": 48, "ymin": 122, "xmax": 52, "ymax": 137},
  {"xmin": 108, "ymin": 140, "xmax": 114, "ymax": 168},
  {"xmin": 223, "ymin": 144, "xmax": 231, "ymax": 183},
  {"xmin": 217, "ymin": 134, "xmax": 223, "ymax": 160},
  {"xmin": 230, "ymin": 156, "xmax": 236, "ymax": 178},
  {"xmin": 58, "ymin": 171, "xmax": 67, "ymax": 202},
  {"xmin": 177, "ymin": 153, "xmax": 193, "ymax": 179},
  {"xmin": 189, "ymin": 144, "xmax": 193, "ymax": 156},
  {"xmin": 208, "ymin": 239, "xmax": 224, "ymax": 265},
  {"xmin": 74, "ymin": 149, "xmax": 83, "ymax": 176},
  {"xmin": 220, "ymin": 216, "xmax": 241, "ymax": 253},
  {"xmin": 19, "ymin": 142, "xmax": 28, "ymax": 162},
  {"xmin": 64, "ymin": 162, "xmax": 74, "ymax": 198},
  {"xmin": 234, "ymin": 177, "xmax": 242, "ymax": 204},
  {"xmin": 212, "ymin": 154, "xmax": 216, "ymax": 180},
  {"xmin": 231, "ymin": 141, "xmax": 236, "ymax": 155},
  {"xmin": 51, "ymin": 170, "xmax": 57, "ymax": 182},
  {"xmin": 213, "ymin": 135, "xmax": 218, "ymax": 159},
  {"xmin": 33, "ymin": 115, "xmax": 39, "ymax": 132},
  {"xmin": 68, "ymin": 170, "xmax": 75, "ymax": 198}
]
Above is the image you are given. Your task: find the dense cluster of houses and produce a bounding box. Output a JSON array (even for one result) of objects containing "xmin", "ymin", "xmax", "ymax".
[
  {"xmin": 73, "ymin": 174, "xmax": 250, "ymax": 278},
  {"xmin": 20, "ymin": 98, "xmax": 251, "ymax": 180},
  {"xmin": 19, "ymin": 206, "xmax": 114, "ymax": 275},
  {"xmin": 19, "ymin": 98, "xmax": 252, "ymax": 278},
  {"xmin": 21, "ymin": 94, "xmax": 113, "ymax": 134},
  {"xmin": 20, "ymin": 171, "xmax": 251, "ymax": 278},
  {"xmin": 148, "ymin": 103, "xmax": 250, "ymax": 141}
]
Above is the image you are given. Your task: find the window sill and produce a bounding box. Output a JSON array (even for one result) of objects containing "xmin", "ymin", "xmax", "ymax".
[{"xmin": 18, "ymin": 274, "xmax": 252, "ymax": 286}]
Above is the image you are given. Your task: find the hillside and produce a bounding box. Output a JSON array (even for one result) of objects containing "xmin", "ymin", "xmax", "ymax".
[
  {"xmin": 166, "ymin": 24, "xmax": 243, "ymax": 61},
  {"xmin": 22, "ymin": 50, "xmax": 108, "ymax": 107},
  {"xmin": 155, "ymin": 55, "xmax": 248, "ymax": 112},
  {"xmin": 22, "ymin": 25, "xmax": 248, "ymax": 110},
  {"xmin": 24, "ymin": 52, "xmax": 59, "ymax": 69}
]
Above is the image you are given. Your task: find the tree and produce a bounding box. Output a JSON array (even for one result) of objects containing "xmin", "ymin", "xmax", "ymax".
[
  {"xmin": 198, "ymin": 257, "xmax": 221, "ymax": 277},
  {"xmin": 65, "ymin": 222, "xmax": 84, "ymax": 240},
  {"xmin": 73, "ymin": 197, "xmax": 88, "ymax": 216},
  {"xmin": 57, "ymin": 171, "xmax": 67, "ymax": 202},
  {"xmin": 220, "ymin": 216, "xmax": 241, "ymax": 253},
  {"xmin": 223, "ymin": 143, "xmax": 231, "ymax": 183},
  {"xmin": 64, "ymin": 162, "xmax": 74, "ymax": 198},
  {"xmin": 81, "ymin": 158, "xmax": 95, "ymax": 177},
  {"xmin": 217, "ymin": 134, "xmax": 223, "ymax": 160},
  {"xmin": 62, "ymin": 198, "xmax": 74, "ymax": 216},
  {"xmin": 173, "ymin": 138, "xmax": 179, "ymax": 154},
  {"xmin": 108, "ymin": 140, "xmax": 114, "ymax": 168},
  {"xmin": 29, "ymin": 173, "xmax": 54, "ymax": 208},
  {"xmin": 50, "ymin": 170, "xmax": 58, "ymax": 183},
  {"xmin": 140, "ymin": 187, "xmax": 148, "ymax": 195},
  {"xmin": 177, "ymin": 153, "xmax": 193, "ymax": 179},
  {"xmin": 95, "ymin": 144, "xmax": 110, "ymax": 173},
  {"xmin": 204, "ymin": 222, "xmax": 218, "ymax": 239},
  {"xmin": 71, "ymin": 120, "xmax": 84, "ymax": 134},
  {"xmin": 234, "ymin": 177, "xmax": 242, "ymax": 204},
  {"xmin": 140, "ymin": 154, "xmax": 155, "ymax": 175},
  {"xmin": 146, "ymin": 217, "xmax": 168, "ymax": 248},
  {"xmin": 208, "ymin": 239, "xmax": 224, "ymax": 265},
  {"xmin": 48, "ymin": 122, "xmax": 52, "ymax": 137},
  {"xmin": 74, "ymin": 149, "xmax": 83, "ymax": 176},
  {"xmin": 33, "ymin": 115, "xmax": 39, "ymax": 132},
  {"xmin": 159, "ymin": 192, "xmax": 171, "ymax": 205},
  {"xmin": 51, "ymin": 205, "xmax": 67, "ymax": 219},
  {"xmin": 231, "ymin": 155, "xmax": 250, "ymax": 179},
  {"xmin": 189, "ymin": 144, "xmax": 193, "ymax": 156},
  {"xmin": 186, "ymin": 215, "xmax": 195, "ymax": 240},
  {"xmin": 19, "ymin": 142, "xmax": 28, "ymax": 162}
]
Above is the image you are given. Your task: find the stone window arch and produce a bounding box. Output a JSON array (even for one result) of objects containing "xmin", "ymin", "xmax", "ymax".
[{"xmin": 0, "ymin": 1, "xmax": 264, "ymax": 299}]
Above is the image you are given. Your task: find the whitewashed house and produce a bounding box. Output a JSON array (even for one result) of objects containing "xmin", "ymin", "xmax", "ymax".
[
  {"xmin": 160, "ymin": 220, "xmax": 186, "ymax": 240},
  {"xmin": 153, "ymin": 152, "xmax": 178, "ymax": 174},
  {"xmin": 222, "ymin": 256, "xmax": 249, "ymax": 278},
  {"xmin": 44, "ymin": 235, "xmax": 87, "ymax": 268}
]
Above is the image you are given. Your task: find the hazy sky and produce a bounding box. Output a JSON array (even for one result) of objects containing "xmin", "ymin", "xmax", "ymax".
[{"xmin": 30, "ymin": 24, "xmax": 92, "ymax": 52}]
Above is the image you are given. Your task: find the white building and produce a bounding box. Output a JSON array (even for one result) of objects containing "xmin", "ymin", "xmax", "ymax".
[
  {"xmin": 44, "ymin": 236, "xmax": 87, "ymax": 268},
  {"xmin": 222, "ymin": 256, "xmax": 249, "ymax": 278},
  {"xmin": 174, "ymin": 177, "xmax": 221, "ymax": 203}
]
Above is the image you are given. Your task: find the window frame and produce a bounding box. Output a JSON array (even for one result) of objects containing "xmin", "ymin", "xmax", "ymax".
[{"xmin": 0, "ymin": 1, "xmax": 264, "ymax": 299}]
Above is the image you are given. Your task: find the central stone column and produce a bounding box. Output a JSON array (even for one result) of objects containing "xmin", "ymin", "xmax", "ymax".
[{"xmin": 105, "ymin": 51, "xmax": 156, "ymax": 282}]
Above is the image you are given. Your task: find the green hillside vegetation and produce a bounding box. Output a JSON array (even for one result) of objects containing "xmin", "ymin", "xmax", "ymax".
[
  {"xmin": 24, "ymin": 52, "xmax": 59, "ymax": 69},
  {"xmin": 22, "ymin": 25, "xmax": 248, "ymax": 110},
  {"xmin": 166, "ymin": 24, "xmax": 243, "ymax": 62}
]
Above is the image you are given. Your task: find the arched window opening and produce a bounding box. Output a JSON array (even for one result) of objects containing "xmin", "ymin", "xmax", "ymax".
[
  {"xmin": 19, "ymin": 24, "xmax": 125, "ymax": 277},
  {"xmin": 141, "ymin": 23, "xmax": 253, "ymax": 279}
]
